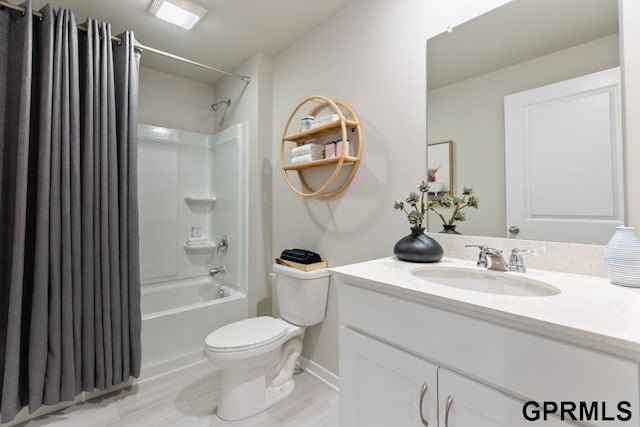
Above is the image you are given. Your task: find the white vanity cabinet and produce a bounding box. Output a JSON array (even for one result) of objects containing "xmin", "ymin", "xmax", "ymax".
[
  {"xmin": 336, "ymin": 274, "xmax": 640, "ymax": 427},
  {"xmin": 340, "ymin": 327, "xmax": 438, "ymax": 426},
  {"xmin": 340, "ymin": 326, "xmax": 575, "ymax": 427}
]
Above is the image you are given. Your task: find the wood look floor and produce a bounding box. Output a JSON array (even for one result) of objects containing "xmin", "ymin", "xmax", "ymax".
[{"xmin": 17, "ymin": 361, "xmax": 339, "ymax": 427}]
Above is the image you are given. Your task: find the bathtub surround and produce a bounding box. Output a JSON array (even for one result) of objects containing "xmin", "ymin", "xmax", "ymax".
[
  {"xmin": 137, "ymin": 122, "xmax": 249, "ymax": 376},
  {"xmin": 0, "ymin": 4, "xmax": 140, "ymax": 423},
  {"xmin": 137, "ymin": 123, "xmax": 247, "ymax": 287}
]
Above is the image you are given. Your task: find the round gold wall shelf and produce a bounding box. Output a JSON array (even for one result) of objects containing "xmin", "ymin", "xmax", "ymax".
[{"xmin": 280, "ymin": 96, "xmax": 362, "ymax": 198}]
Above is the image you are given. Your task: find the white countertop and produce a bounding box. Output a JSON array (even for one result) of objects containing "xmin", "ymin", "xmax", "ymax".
[{"xmin": 330, "ymin": 257, "xmax": 640, "ymax": 353}]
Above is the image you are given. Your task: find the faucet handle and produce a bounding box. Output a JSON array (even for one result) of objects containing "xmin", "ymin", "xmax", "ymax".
[
  {"xmin": 510, "ymin": 247, "xmax": 541, "ymax": 257},
  {"xmin": 465, "ymin": 244, "xmax": 488, "ymax": 268},
  {"xmin": 216, "ymin": 235, "xmax": 229, "ymax": 254},
  {"xmin": 509, "ymin": 248, "xmax": 541, "ymax": 272}
]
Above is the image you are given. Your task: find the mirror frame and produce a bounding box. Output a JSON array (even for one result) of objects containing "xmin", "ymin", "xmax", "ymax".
[{"xmin": 427, "ymin": 140, "xmax": 454, "ymax": 202}]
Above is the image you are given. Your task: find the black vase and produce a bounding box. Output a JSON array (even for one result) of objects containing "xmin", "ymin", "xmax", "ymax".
[
  {"xmin": 440, "ymin": 224, "xmax": 461, "ymax": 234},
  {"xmin": 393, "ymin": 227, "xmax": 443, "ymax": 263}
]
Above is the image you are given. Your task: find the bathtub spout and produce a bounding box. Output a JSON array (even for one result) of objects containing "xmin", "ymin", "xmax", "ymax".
[{"xmin": 209, "ymin": 266, "xmax": 226, "ymax": 276}]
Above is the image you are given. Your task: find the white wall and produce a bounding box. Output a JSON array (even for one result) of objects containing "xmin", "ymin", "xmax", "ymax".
[
  {"xmin": 214, "ymin": 53, "xmax": 274, "ymax": 317},
  {"xmin": 138, "ymin": 66, "xmax": 216, "ymax": 134},
  {"xmin": 427, "ymin": 34, "xmax": 619, "ymax": 237},
  {"xmin": 272, "ymin": 0, "xmax": 510, "ymax": 376}
]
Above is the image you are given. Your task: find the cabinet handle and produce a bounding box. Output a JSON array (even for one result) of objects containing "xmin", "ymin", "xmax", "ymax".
[
  {"xmin": 444, "ymin": 396, "xmax": 453, "ymax": 427},
  {"xmin": 419, "ymin": 383, "xmax": 428, "ymax": 426}
]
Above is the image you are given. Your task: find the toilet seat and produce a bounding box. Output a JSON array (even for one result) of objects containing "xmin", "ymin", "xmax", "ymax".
[{"xmin": 205, "ymin": 316, "xmax": 288, "ymax": 353}]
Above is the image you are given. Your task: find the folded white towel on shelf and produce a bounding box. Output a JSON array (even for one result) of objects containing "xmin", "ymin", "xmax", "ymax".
[
  {"xmin": 186, "ymin": 242, "xmax": 209, "ymax": 247},
  {"xmin": 185, "ymin": 243, "xmax": 210, "ymax": 248},
  {"xmin": 311, "ymin": 114, "xmax": 339, "ymax": 128},
  {"xmin": 291, "ymin": 143, "xmax": 324, "ymax": 157},
  {"xmin": 185, "ymin": 237, "xmax": 210, "ymax": 247},
  {"xmin": 291, "ymin": 153, "xmax": 323, "ymax": 164}
]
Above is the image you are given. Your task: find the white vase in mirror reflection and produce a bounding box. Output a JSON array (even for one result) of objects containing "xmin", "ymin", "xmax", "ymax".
[{"xmin": 603, "ymin": 226, "xmax": 640, "ymax": 287}]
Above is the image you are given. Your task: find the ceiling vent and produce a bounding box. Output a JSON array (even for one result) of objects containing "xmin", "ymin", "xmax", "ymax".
[{"xmin": 149, "ymin": 0, "xmax": 207, "ymax": 30}]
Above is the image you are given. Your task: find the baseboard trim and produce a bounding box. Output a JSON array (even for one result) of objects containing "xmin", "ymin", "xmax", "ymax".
[{"xmin": 297, "ymin": 356, "xmax": 339, "ymax": 391}]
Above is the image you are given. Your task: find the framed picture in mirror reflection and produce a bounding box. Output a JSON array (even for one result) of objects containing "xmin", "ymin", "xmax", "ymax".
[{"xmin": 427, "ymin": 140, "xmax": 454, "ymax": 201}]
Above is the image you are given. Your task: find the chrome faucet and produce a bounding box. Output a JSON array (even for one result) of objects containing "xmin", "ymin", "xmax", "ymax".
[
  {"xmin": 209, "ymin": 265, "xmax": 226, "ymax": 276},
  {"xmin": 466, "ymin": 245, "xmax": 509, "ymax": 271},
  {"xmin": 466, "ymin": 245, "xmax": 540, "ymax": 272}
]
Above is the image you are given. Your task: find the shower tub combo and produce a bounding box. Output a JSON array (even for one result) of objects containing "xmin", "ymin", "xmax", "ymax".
[{"xmin": 137, "ymin": 122, "xmax": 249, "ymax": 378}]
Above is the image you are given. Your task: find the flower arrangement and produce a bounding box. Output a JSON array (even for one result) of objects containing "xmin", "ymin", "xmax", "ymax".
[
  {"xmin": 429, "ymin": 186, "xmax": 479, "ymax": 226},
  {"xmin": 393, "ymin": 180, "xmax": 430, "ymax": 229},
  {"xmin": 394, "ymin": 181, "xmax": 479, "ymax": 228}
]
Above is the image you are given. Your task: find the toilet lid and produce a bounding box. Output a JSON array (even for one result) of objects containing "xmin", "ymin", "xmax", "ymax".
[{"xmin": 205, "ymin": 316, "xmax": 288, "ymax": 352}]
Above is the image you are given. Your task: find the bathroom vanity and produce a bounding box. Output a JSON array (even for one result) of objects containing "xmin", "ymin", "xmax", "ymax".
[{"xmin": 331, "ymin": 258, "xmax": 640, "ymax": 427}]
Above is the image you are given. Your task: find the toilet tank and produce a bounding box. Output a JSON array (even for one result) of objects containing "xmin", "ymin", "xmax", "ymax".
[{"xmin": 273, "ymin": 263, "xmax": 330, "ymax": 327}]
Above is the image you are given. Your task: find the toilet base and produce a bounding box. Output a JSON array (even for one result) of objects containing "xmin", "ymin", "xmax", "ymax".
[
  {"xmin": 266, "ymin": 377, "xmax": 295, "ymax": 408},
  {"xmin": 216, "ymin": 366, "xmax": 297, "ymax": 421},
  {"xmin": 214, "ymin": 334, "xmax": 303, "ymax": 421}
]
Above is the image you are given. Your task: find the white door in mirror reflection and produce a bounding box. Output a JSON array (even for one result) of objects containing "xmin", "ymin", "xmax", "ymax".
[{"xmin": 504, "ymin": 67, "xmax": 624, "ymax": 245}]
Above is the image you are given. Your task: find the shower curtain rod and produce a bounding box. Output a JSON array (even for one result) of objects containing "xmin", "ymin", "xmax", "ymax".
[{"xmin": 0, "ymin": 0, "xmax": 251, "ymax": 82}]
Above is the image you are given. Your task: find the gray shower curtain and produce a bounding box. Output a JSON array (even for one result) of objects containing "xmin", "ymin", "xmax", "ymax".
[{"xmin": 0, "ymin": 1, "xmax": 141, "ymax": 422}]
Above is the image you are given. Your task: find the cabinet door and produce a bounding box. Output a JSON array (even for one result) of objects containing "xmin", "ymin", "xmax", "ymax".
[
  {"xmin": 438, "ymin": 369, "xmax": 576, "ymax": 427},
  {"xmin": 339, "ymin": 327, "xmax": 438, "ymax": 427}
]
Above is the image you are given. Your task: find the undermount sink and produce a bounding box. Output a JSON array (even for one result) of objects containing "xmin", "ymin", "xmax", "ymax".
[{"xmin": 411, "ymin": 266, "xmax": 561, "ymax": 297}]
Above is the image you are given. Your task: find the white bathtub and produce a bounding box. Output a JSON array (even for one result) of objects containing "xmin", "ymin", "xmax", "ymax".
[{"xmin": 140, "ymin": 276, "xmax": 247, "ymax": 378}]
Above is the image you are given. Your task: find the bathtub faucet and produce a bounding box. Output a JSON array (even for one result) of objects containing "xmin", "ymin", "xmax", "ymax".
[
  {"xmin": 209, "ymin": 266, "xmax": 226, "ymax": 276},
  {"xmin": 217, "ymin": 235, "xmax": 229, "ymax": 254}
]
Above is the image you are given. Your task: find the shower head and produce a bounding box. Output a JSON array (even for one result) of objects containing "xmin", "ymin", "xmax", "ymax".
[{"xmin": 211, "ymin": 99, "xmax": 231, "ymax": 111}]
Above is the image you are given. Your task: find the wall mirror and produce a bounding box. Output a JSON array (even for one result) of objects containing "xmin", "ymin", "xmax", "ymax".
[
  {"xmin": 426, "ymin": 0, "xmax": 622, "ymax": 245},
  {"xmin": 427, "ymin": 140, "xmax": 454, "ymax": 202}
]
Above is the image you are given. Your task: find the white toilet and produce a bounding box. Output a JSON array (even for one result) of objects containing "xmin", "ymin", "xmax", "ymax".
[{"xmin": 203, "ymin": 263, "xmax": 330, "ymax": 421}]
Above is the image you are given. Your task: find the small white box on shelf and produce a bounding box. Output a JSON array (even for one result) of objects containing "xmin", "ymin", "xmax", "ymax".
[{"xmin": 336, "ymin": 139, "xmax": 351, "ymax": 157}]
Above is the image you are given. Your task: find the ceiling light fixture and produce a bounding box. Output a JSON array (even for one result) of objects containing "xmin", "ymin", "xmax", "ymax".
[{"xmin": 149, "ymin": 0, "xmax": 207, "ymax": 30}]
